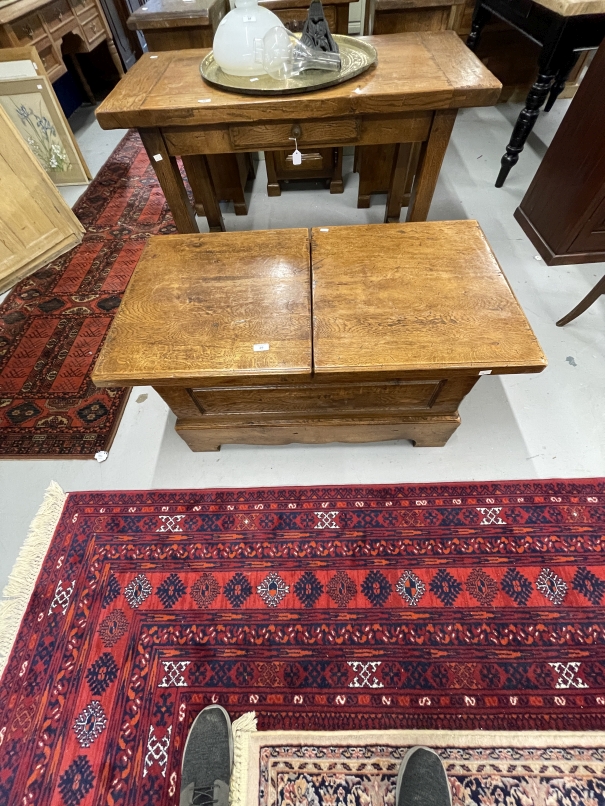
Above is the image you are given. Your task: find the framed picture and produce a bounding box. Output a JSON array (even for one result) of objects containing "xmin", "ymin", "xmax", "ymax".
[{"xmin": 0, "ymin": 55, "xmax": 90, "ymax": 186}]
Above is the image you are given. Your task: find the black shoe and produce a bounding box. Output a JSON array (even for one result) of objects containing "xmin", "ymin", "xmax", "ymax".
[
  {"xmin": 180, "ymin": 704, "xmax": 233, "ymax": 806},
  {"xmin": 396, "ymin": 746, "xmax": 452, "ymax": 806}
]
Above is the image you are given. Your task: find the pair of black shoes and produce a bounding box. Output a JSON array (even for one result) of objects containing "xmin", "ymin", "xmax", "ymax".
[{"xmin": 180, "ymin": 705, "xmax": 452, "ymax": 806}]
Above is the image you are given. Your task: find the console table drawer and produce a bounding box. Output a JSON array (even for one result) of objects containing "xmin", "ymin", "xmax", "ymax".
[
  {"xmin": 191, "ymin": 380, "xmax": 442, "ymax": 416},
  {"xmin": 229, "ymin": 118, "xmax": 359, "ymax": 150}
]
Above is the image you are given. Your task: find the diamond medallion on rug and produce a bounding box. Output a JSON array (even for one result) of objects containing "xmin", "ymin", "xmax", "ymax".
[
  {"xmin": 1, "ymin": 480, "xmax": 605, "ymax": 806},
  {"xmin": 0, "ymin": 132, "xmax": 178, "ymax": 457}
]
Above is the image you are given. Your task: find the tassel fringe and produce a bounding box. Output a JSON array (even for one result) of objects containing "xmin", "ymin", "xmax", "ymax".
[
  {"xmin": 230, "ymin": 711, "xmax": 257, "ymax": 806},
  {"xmin": 0, "ymin": 481, "xmax": 67, "ymax": 680}
]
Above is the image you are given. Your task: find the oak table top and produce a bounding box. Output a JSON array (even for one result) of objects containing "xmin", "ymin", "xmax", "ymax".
[
  {"xmin": 95, "ymin": 31, "xmax": 501, "ymax": 130},
  {"xmin": 92, "ymin": 229, "xmax": 312, "ymax": 387},
  {"xmin": 311, "ymin": 221, "xmax": 546, "ymax": 375},
  {"xmin": 93, "ymin": 221, "xmax": 545, "ymax": 387},
  {"xmin": 532, "ymin": 0, "xmax": 605, "ymax": 16}
]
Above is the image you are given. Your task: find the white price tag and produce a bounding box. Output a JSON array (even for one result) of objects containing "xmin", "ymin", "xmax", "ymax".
[
  {"xmin": 153, "ymin": 153, "xmax": 163, "ymax": 162},
  {"xmin": 292, "ymin": 149, "xmax": 302, "ymax": 166},
  {"xmin": 253, "ymin": 343, "xmax": 270, "ymax": 352},
  {"xmin": 479, "ymin": 369, "xmax": 492, "ymax": 375}
]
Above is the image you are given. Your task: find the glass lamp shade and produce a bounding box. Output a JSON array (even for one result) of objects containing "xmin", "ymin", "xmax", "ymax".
[
  {"xmin": 254, "ymin": 26, "xmax": 341, "ymax": 80},
  {"xmin": 212, "ymin": 0, "xmax": 285, "ymax": 77}
]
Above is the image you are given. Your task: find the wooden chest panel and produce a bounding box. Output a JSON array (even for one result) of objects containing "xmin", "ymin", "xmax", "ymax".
[{"xmin": 191, "ymin": 379, "xmax": 443, "ymax": 416}]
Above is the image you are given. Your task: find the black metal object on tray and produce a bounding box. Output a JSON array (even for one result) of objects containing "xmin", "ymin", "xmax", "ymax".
[{"xmin": 301, "ymin": 0, "xmax": 340, "ymax": 54}]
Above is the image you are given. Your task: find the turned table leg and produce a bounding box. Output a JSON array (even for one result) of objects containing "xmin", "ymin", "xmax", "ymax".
[
  {"xmin": 139, "ymin": 127, "xmax": 199, "ymax": 234},
  {"xmin": 466, "ymin": 3, "xmax": 491, "ymax": 51},
  {"xmin": 556, "ymin": 274, "xmax": 605, "ymax": 326},
  {"xmin": 106, "ymin": 37, "xmax": 125, "ymax": 77},
  {"xmin": 496, "ymin": 24, "xmax": 575, "ymax": 188},
  {"xmin": 544, "ymin": 50, "xmax": 580, "ymax": 111},
  {"xmin": 495, "ymin": 70, "xmax": 555, "ymax": 187}
]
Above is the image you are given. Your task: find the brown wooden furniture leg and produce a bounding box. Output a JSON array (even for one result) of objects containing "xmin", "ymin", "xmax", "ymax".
[
  {"xmin": 330, "ymin": 148, "xmax": 344, "ymax": 193},
  {"xmin": 556, "ymin": 274, "xmax": 605, "ymax": 326},
  {"xmin": 385, "ymin": 142, "xmax": 414, "ymax": 223},
  {"xmin": 209, "ymin": 153, "xmax": 250, "ymax": 216},
  {"xmin": 406, "ymin": 108, "xmax": 457, "ymax": 222},
  {"xmin": 69, "ymin": 54, "xmax": 96, "ymax": 105},
  {"xmin": 106, "ymin": 37, "xmax": 125, "ymax": 77},
  {"xmin": 139, "ymin": 128, "xmax": 199, "ymax": 234},
  {"xmin": 265, "ymin": 151, "xmax": 281, "ymax": 196},
  {"xmin": 181, "ymin": 155, "xmax": 225, "ymax": 232}
]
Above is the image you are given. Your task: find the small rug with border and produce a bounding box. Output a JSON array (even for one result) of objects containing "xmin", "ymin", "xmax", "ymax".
[
  {"xmin": 0, "ymin": 131, "xmax": 176, "ymax": 457},
  {"xmin": 236, "ymin": 727, "xmax": 605, "ymax": 806}
]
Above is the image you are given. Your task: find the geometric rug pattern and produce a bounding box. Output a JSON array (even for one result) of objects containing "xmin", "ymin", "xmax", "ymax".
[
  {"xmin": 1, "ymin": 480, "xmax": 605, "ymax": 806},
  {"xmin": 0, "ymin": 133, "xmax": 177, "ymax": 457}
]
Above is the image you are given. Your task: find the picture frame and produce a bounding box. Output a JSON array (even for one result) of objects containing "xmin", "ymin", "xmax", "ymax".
[{"xmin": 0, "ymin": 48, "xmax": 90, "ymax": 186}]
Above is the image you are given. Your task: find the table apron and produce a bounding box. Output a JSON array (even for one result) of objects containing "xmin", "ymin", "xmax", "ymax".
[{"xmin": 162, "ymin": 113, "xmax": 434, "ymax": 155}]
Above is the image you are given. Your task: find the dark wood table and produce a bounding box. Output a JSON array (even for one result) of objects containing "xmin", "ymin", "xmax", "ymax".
[
  {"xmin": 95, "ymin": 31, "xmax": 501, "ymax": 232},
  {"xmin": 92, "ymin": 221, "xmax": 546, "ymax": 450},
  {"xmin": 467, "ymin": 0, "xmax": 605, "ymax": 186}
]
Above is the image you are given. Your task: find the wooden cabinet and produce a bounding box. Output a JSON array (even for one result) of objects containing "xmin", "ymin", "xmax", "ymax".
[
  {"xmin": 92, "ymin": 222, "xmax": 546, "ymax": 451},
  {"xmin": 260, "ymin": 0, "xmax": 351, "ymax": 33},
  {"xmin": 0, "ymin": 103, "xmax": 84, "ymax": 293},
  {"xmin": 515, "ymin": 40, "xmax": 605, "ymax": 265},
  {"xmin": 0, "ymin": 0, "xmax": 124, "ymax": 85},
  {"xmin": 365, "ymin": 0, "xmax": 465, "ymax": 35}
]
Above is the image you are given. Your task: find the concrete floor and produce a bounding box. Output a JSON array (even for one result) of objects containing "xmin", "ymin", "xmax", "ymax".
[{"xmin": 1, "ymin": 98, "xmax": 604, "ymax": 593}]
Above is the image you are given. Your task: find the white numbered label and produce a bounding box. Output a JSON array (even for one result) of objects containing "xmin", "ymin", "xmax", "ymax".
[{"xmin": 292, "ymin": 149, "xmax": 302, "ymax": 166}]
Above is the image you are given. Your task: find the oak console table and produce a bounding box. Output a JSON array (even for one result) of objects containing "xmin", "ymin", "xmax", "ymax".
[
  {"xmin": 95, "ymin": 31, "xmax": 501, "ymax": 232},
  {"xmin": 0, "ymin": 0, "xmax": 124, "ymax": 95},
  {"xmin": 92, "ymin": 221, "xmax": 546, "ymax": 450}
]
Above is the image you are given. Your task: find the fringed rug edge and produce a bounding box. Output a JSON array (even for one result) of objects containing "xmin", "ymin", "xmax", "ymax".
[{"xmin": 0, "ymin": 481, "xmax": 67, "ymax": 679}]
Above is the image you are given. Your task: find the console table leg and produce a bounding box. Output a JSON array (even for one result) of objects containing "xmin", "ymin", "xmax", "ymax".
[
  {"xmin": 556, "ymin": 274, "xmax": 605, "ymax": 326},
  {"xmin": 139, "ymin": 128, "xmax": 199, "ymax": 234},
  {"xmin": 182, "ymin": 155, "xmax": 226, "ymax": 232},
  {"xmin": 495, "ymin": 71, "xmax": 555, "ymax": 188},
  {"xmin": 265, "ymin": 152, "xmax": 281, "ymax": 196},
  {"xmin": 406, "ymin": 109, "xmax": 457, "ymax": 222}
]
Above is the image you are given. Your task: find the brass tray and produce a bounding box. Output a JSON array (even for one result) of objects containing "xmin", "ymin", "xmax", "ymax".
[{"xmin": 200, "ymin": 35, "xmax": 377, "ymax": 96}]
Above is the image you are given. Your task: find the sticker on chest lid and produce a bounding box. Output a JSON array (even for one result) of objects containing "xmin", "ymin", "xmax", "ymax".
[
  {"xmin": 479, "ymin": 369, "xmax": 492, "ymax": 375},
  {"xmin": 253, "ymin": 343, "xmax": 269, "ymax": 352}
]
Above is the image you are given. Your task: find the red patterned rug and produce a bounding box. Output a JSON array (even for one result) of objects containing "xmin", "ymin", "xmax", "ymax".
[
  {"xmin": 1, "ymin": 479, "xmax": 605, "ymax": 806},
  {"xmin": 0, "ymin": 132, "xmax": 176, "ymax": 457}
]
